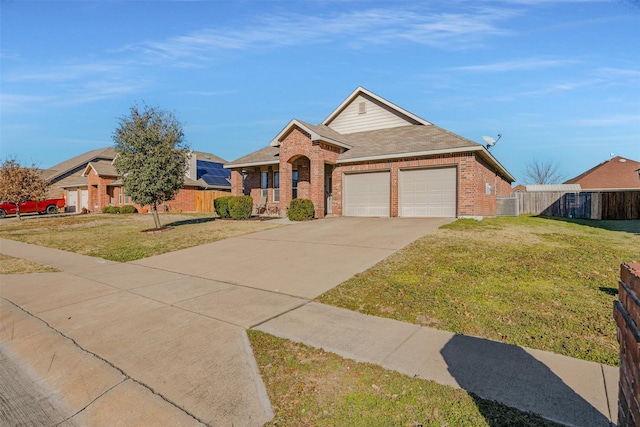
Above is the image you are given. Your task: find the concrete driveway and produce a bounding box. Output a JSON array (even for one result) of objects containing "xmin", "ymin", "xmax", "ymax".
[
  {"xmin": 133, "ymin": 217, "xmax": 452, "ymax": 299},
  {"xmin": 1, "ymin": 217, "xmax": 451, "ymax": 426}
]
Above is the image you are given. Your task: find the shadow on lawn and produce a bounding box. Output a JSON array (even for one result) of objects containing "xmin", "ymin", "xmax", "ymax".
[
  {"xmin": 441, "ymin": 334, "xmax": 612, "ymax": 427},
  {"xmin": 164, "ymin": 217, "xmax": 217, "ymax": 227},
  {"xmin": 540, "ymin": 216, "xmax": 640, "ymax": 236}
]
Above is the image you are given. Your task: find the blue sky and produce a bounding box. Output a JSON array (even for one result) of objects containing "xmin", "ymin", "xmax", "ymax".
[{"xmin": 1, "ymin": 0, "xmax": 639, "ymax": 184}]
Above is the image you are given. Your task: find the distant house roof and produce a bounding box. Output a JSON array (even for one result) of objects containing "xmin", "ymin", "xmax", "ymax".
[
  {"xmin": 63, "ymin": 148, "xmax": 232, "ymax": 190},
  {"xmin": 526, "ymin": 184, "xmax": 582, "ymax": 192},
  {"xmin": 564, "ymin": 156, "xmax": 640, "ymax": 190},
  {"xmin": 44, "ymin": 147, "xmax": 117, "ymax": 183}
]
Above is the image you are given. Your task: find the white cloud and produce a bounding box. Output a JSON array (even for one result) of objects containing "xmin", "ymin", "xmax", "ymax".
[{"xmin": 451, "ymin": 58, "xmax": 578, "ymax": 72}]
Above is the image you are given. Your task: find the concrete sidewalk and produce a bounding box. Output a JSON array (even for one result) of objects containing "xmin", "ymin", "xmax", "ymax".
[{"xmin": 0, "ymin": 217, "xmax": 619, "ymax": 426}]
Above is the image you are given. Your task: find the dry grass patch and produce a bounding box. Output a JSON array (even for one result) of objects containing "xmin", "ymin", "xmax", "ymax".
[
  {"xmin": 318, "ymin": 216, "xmax": 640, "ymax": 366},
  {"xmin": 0, "ymin": 254, "xmax": 59, "ymax": 274},
  {"xmin": 0, "ymin": 213, "xmax": 282, "ymax": 262}
]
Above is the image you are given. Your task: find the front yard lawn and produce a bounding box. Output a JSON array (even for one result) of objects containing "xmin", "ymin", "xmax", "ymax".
[
  {"xmin": 0, "ymin": 213, "xmax": 282, "ymax": 262},
  {"xmin": 249, "ymin": 330, "xmax": 559, "ymax": 427},
  {"xmin": 317, "ymin": 216, "xmax": 640, "ymax": 366}
]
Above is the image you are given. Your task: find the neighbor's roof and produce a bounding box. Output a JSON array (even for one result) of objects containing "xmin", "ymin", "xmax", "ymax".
[
  {"xmin": 82, "ymin": 159, "xmax": 118, "ymax": 177},
  {"xmin": 192, "ymin": 150, "xmax": 227, "ymax": 163},
  {"xmin": 564, "ymin": 156, "xmax": 640, "ymax": 190},
  {"xmin": 525, "ymin": 184, "xmax": 582, "ymax": 192},
  {"xmin": 44, "ymin": 147, "xmax": 116, "ymax": 182}
]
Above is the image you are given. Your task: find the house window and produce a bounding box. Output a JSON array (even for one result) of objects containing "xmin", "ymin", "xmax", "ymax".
[
  {"xmin": 260, "ymin": 171, "xmax": 268, "ymax": 199},
  {"xmin": 273, "ymin": 171, "xmax": 280, "ymax": 202},
  {"xmin": 292, "ymin": 170, "xmax": 298, "ymax": 199}
]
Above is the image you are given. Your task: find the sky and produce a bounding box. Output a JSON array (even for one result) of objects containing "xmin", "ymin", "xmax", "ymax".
[{"xmin": 1, "ymin": 0, "xmax": 639, "ymax": 185}]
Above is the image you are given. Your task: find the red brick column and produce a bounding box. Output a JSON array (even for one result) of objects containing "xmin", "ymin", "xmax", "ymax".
[{"xmin": 615, "ymin": 262, "xmax": 640, "ymax": 426}]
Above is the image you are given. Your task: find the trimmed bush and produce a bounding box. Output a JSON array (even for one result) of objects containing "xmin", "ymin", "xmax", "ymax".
[
  {"xmin": 102, "ymin": 206, "xmax": 120, "ymax": 214},
  {"xmin": 214, "ymin": 196, "xmax": 233, "ymax": 218},
  {"xmin": 228, "ymin": 195, "xmax": 253, "ymax": 220},
  {"xmin": 287, "ymin": 198, "xmax": 314, "ymax": 221},
  {"xmin": 120, "ymin": 205, "xmax": 138, "ymax": 214}
]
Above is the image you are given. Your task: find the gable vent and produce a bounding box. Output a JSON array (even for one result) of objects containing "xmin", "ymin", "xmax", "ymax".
[{"xmin": 358, "ymin": 101, "xmax": 366, "ymax": 114}]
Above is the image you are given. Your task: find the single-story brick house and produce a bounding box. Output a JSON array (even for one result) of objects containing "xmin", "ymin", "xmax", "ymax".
[
  {"xmin": 44, "ymin": 147, "xmax": 230, "ymax": 213},
  {"xmin": 564, "ymin": 156, "xmax": 640, "ymax": 190},
  {"xmin": 225, "ymin": 87, "xmax": 515, "ymax": 218}
]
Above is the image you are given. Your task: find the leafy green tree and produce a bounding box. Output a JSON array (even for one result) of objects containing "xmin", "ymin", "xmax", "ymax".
[
  {"xmin": 0, "ymin": 158, "xmax": 51, "ymax": 220},
  {"xmin": 113, "ymin": 104, "xmax": 189, "ymax": 229}
]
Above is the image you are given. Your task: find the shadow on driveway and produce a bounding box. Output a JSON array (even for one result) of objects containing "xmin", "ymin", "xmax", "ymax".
[{"xmin": 441, "ymin": 334, "xmax": 611, "ymax": 427}]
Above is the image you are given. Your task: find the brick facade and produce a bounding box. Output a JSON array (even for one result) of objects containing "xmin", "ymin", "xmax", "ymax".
[
  {"xmin": 83, "ymin": 167, "xmax": 200, "ymax": 213},
  {"xmin": 240, "ymin": 144, "xmax": 512, "ymax": 218},
  {"xmin": 615, "ymin": 263, "xmax": 640, "ymax": 427}
]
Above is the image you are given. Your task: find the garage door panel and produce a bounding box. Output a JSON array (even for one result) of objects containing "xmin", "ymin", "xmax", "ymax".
[
  {"xmin": 400, "ymin": 168, "xmax": 456, "ymax": 218},
  {"xmin": 344, "ymin": 172, "xmax": 390, "ymax": 217}
]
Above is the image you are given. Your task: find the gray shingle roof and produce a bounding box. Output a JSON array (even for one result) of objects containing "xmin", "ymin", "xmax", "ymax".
[
  {"xmin": 45, "ymin": 147, "xmax": 116, "ymax": 181},
  {"xmin": 225, "ymin": 146, "xmax": 280, "ymax": 167},
  {"xmin": 338, "ymin": 125, "xmax": 481, "ymax": 161},
  {"xmin": 226, "ymin": 124, "xmax": 481, "ymax": 167}
]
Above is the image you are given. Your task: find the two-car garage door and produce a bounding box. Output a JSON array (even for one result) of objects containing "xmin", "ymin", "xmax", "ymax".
[{"xmin": 343, "ymin": 168, "xmax": 457, "ymax": 217}]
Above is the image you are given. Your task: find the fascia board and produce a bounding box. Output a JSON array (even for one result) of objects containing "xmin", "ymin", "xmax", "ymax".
[
  {"xmin": 223, "ymin": 160, "xmax": 279, "ymax": 169},
  {"xmin": 337, "ymin": 146, "xmax": 516, "ymax": 182}
]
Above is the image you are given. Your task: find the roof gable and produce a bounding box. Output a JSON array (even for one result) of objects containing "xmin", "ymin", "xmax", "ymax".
[
  {"xmin": 45, "ymin": 147, "xmax": 116, "ymax": 182},
  {"xmin": 564, "ymin": 156, "xmax": 640, "ymax": 190},
  {"xmin": 322, "ymin": 87, "xmax": 430, "ymax": 134},
  {"xmin": 269, "ymin": 119, "xmax": 352, "ymax": 149}
]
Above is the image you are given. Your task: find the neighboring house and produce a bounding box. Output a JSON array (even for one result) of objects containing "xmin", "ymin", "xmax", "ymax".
[
  {"xmin": 564, "ymin": 156, "xmax": 640, "ymax": 190},
  {"xmin": 42, "ymin": 147, "xmax": 118, "ymax": 212},
  {"xmin": 43, "ymin": 148, "xmax": 230, "ymax": 213},
  {"xmin": 225, "ymin": 87, "xmax": 515, "ymax": 218}
]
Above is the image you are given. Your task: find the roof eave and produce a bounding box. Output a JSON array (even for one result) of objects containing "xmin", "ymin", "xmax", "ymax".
[
  {"xmin": 337, "ymin": 146, "xmax": 515, "ymax": 183},
  {"xmin": 224, "ymin": 160, "xmax": 279, "ymax": 169}
]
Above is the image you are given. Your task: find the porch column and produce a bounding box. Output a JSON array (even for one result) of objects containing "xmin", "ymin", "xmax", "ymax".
[
  {"xmin": 280, "ymin": 161, "xmax": 292, "ymax": 216},
  {"xmin": 310, "ymin": 158, "xmax": 325, "ymax": 218},
  {"xmin": 230, "ymin": 170, "xmax": 243, "ymax": 196}
]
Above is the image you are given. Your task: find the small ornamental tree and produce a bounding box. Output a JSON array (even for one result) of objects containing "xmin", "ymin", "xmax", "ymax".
[
  {"xmin": 522, "ymin": 159, "xmax": 565, "ymax": 185},
  {"xmin": 113, "ymin": 104, "xmax": 189, "ymax": 229},
  {"xmin": 0, "ymin": 159, "xmax": 51, "ymax": 220}
]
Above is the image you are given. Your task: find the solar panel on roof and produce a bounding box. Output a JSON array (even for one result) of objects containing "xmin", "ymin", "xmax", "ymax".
[{"xmin": 197, "ymin": 160, "xmax": 230, "ymax": 186}]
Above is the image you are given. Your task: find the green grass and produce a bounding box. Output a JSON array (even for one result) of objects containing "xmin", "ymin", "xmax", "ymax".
[
  {"xmin": 0, "ymin": 213, "xmax": 282, "ymax": 262},
  {"xmin": 249, "ymin": 330, "xmax": 560, "ymax": 427},
  {"xmin": 317, "ymin": 216, "xmax": 640, "ymax": 366}
]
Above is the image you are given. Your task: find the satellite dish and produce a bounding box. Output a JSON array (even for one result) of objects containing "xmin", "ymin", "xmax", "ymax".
[
  {"xmin": 482, "ymin": 136, "xmax": 496, "ymax": 146},
  {"xmin": 482, "ymin": 134, "xmax": 502, "ymax": 150}
]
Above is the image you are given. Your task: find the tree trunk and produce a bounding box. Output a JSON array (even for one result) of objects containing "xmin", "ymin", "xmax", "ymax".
[
  {"xmin": 152, "ymin": 203, "xmax": 161, "ymax": 229},
  {"xmin": 15, "ymin": 203, "xmax": 21, "ymax": 220}
]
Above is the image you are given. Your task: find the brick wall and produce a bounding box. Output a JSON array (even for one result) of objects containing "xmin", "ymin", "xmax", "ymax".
[
  {"xmin": 615, "ymin": 263, "xmax": 640, "ymax": 427},
  {"xmin": 238, "ymin": 150, "xmax": 512, "ymax": 218}
]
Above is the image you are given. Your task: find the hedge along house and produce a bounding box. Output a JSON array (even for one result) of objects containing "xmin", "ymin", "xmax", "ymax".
[{"xmin": 225, "ymin": 87, "xmax": 515, "ymax": 219}]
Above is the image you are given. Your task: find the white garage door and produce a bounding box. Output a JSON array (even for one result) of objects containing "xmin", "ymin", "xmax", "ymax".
[
  {"xmin": 66, "ymin": 191, "xmax": 77, "ymax": 212},
  {"xmin": 400, "ymin": 168, "xmax": 457, "ymax": 217},
  {"xmin": 343, "ymin": 172, "xmax": 390, "ymax": 217}
]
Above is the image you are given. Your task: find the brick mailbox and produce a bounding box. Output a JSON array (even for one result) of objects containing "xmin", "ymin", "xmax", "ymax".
[{"xmin": 615, "ymin": 262, "xmax": 640, "ymax": 426}]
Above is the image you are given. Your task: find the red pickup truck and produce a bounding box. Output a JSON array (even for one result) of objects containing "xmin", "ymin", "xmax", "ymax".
[{"xmin": 0, "ymin": 198, "xmax": 66, "ymax": 218}]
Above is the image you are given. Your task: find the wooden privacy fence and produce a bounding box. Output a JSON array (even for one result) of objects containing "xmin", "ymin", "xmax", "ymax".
[
  {"xmin": 195, "ymin": 190, "xmax": 231, "ymax": 213},
  {"xmin": 515, "ymin": 190, "xmax": 640, "ymax": 220}
]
